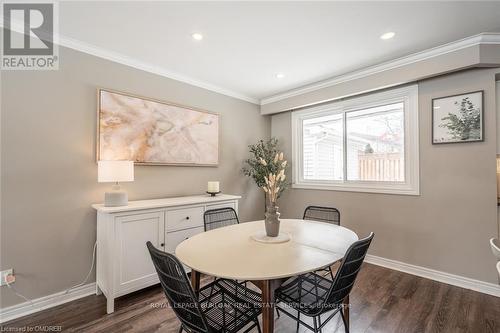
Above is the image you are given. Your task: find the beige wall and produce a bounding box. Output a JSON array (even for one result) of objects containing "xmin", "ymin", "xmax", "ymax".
[
  {"xmin": 272, "ymin": 68, "xmax": 499, "ymax": 284},
  {"xmin": 0, "ymin": 46, "xmax": 270, "ymax": 308}
]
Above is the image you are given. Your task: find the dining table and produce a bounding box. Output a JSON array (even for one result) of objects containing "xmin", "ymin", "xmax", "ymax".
[{"xmin": 175, "ymin": 218, "xmax": 358, "ymax": 333}]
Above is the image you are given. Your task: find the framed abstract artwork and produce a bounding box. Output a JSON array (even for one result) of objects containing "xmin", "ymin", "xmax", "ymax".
[
  {"xmin": 97, "ymin": 89, "xmax": 219, "ymax": 165},
  {"xmin": 432, "ymin": 91, "xmax": 484, "ymax": 144}
]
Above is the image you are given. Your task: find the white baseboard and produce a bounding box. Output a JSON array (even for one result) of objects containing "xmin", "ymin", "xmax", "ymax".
[
  {"xmin": 0, "ymin": 283, "xmax": 96, "ymax": 324},
  {"xmin": 365, "ymin": 255, "xmax": 500, "ymax": 297}
]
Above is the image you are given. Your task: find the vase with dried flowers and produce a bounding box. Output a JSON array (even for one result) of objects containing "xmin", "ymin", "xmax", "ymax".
[{"xmin": 243, "ymin": 138, "xmax": 289, "ymax": 237}]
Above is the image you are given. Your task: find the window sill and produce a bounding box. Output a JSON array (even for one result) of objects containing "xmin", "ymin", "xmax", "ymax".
[{"xmin": 292, "ymin": 182, "xmax": 420, "ymax": 196}]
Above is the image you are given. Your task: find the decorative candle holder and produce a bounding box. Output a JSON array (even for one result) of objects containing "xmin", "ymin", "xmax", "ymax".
[{"xmin": 206, "ymin": 191, "xmax": 221, "ymax": 197}]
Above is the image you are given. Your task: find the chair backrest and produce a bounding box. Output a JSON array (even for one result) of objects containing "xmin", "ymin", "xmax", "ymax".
[
  {"xmin": 203, "ymin": 207, "xmax": 240, "ymax": 231},
  {"xmin": 321, "ymin": 233, "xmax": 374, "ymax": 311},
  {"xmin": 303, "ymin": 206, "xmax": 340, "ymax": 225},
  {"xmin": 146, "ymin": 242, "xmax": 210, "ymax": 333}
]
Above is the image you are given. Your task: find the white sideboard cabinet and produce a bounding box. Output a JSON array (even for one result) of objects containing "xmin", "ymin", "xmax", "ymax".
[{"xmin": 92, "ymin": 194, "xmax": 240, "ymax": 313}]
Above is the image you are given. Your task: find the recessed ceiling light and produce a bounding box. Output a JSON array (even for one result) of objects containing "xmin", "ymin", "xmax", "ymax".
[
  {"xmin": 192, "ymin": 33, "xmax": 203, "ymax": 41},
  {"xmin": 380, "ymin": 32, "xmax": 396, "ymax": 40},
  {"xmin": 276, "ymin": 73, "xmax": 285, "ymax": 79}
]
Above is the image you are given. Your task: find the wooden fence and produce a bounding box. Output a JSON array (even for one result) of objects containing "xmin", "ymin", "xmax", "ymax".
[{"xmin": 358, "ymin": 152, "xmax": 404, "ymax": 181}]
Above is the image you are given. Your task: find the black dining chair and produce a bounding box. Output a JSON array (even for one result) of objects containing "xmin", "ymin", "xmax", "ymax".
[
  {"xmin": 275, "ymin": 232, "xmax": 374, "ymax": 333},
  {"xmin": 303, "ymin": 206, "xmax": 341, "ymax": 279},
  {"xmin": 204, "ymin": 207, "xmax": 240, "ymax": 231},
  {"xmin": 303, "ymin": 206, "xmax": 340, "ymax": 226},
  {"xmin": 203, "ymin": 207, "xmax": 251, "ymax": 292},
  {"xmin": 146, "ymin": 241, "xmax": 262, "ymax": 333}
]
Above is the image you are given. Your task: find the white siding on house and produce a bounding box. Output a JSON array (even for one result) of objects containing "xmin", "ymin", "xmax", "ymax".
[{"xmin": 292, "ymin": 84, "xmax": 419, "ymax": 195}]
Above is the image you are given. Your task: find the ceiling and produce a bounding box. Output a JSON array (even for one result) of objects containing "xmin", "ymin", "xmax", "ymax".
[{"xmin": 59, "ymin": 1, "xmax": 500, "ymax": 103}]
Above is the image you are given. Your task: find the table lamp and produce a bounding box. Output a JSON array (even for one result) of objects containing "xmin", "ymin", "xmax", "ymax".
[{"xmin": 98, "ymin": 160, "xmax": 134, "ymax": 207}]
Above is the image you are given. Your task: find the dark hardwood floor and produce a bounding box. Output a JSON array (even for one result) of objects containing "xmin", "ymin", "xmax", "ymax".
[{"xmin": 2, "ymin": 264, "xmax": 499, "ymax": 333}]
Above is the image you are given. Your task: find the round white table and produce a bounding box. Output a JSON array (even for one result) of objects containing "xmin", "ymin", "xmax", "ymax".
[{"xmin": 176, "ymin": 219, "xmax": 358, "ymax": 333}]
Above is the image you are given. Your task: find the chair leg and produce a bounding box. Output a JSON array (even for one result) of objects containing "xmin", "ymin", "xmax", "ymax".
[
  {"xmin": 244, "ymin": 280, "xmax": 249, "ymax": 296},
  {"xmin": 256, "ymin": 319, "xmax": 262, "ymax": 333},
  {"xmin": 208, "ymin": 276, "xmax": 217, "ymax": 297},
  {"xmin": 178, "ymin": 326, "xmax": 183, "ymax": 333},
  {"xmin": 313, "ymin": 316, "xmax": 318, "ymax": 333},
  {"xmin": 340, "ymin": 311, "xmax": 349, "ymax": 333},
  {"xmin": 296, "ymin": 311, "xmax": 301, "ymax": 333},
  {"xmin": 243, "ymin": 320, "xmax": 260, "ymax": 333},
  {"xmin": 276, "ymin": 307, "xmax": 280, "ymax": 318},
  {"xmin": 318, "ymin": 314, "xmax": 322, "ymax": 333}
]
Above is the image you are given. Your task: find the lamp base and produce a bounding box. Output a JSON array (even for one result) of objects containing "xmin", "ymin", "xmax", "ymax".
[{"xmin": 104, "ymin": 190, "xmax": 128, "ymax": 207}]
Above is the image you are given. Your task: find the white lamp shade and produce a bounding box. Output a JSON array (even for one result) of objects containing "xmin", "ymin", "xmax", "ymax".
[{"xmin": 98, "ymin": 160, "xmax": 134, "ymax": 183}]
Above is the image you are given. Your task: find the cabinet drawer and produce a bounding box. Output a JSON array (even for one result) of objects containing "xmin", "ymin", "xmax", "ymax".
[
  {"xmin": 206, "ymin": 201, "xmax": 236, "ymax": 211},
  {"xmin": 165, "ymin": 227, "xmax": 204, "ymax": 254},
  {"xmin": 166, "ymin": 206, "xmax": 204, "ymax": 232}
]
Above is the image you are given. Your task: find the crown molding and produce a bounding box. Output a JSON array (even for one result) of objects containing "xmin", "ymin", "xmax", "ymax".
[
  {"xmin": 260, "ymin": 32, "xmax": 500, "ymax": 105},
  {"xmin": 58, "ymin": 35, "xmax": 260, "ymax": 104},
  {"xmin": 0, "ymin": 20, "xmax": 260, "ymax": 104},
  {"xmin": 3, "ymin": 18, "xmax": 499, "ymax": 107}
]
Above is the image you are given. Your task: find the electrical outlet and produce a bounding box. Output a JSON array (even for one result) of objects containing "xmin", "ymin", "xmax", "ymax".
[{"xmin": 1, "ymin": 269, "xmax": 14, "ymax": 286}]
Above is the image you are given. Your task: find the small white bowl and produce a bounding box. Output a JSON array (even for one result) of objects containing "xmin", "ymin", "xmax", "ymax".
[{"xmin": 490, "ymin": 238, "xmax": 500, "ymax": 260}]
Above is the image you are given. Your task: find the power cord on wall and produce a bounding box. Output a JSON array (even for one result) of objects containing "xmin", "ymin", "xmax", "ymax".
[
  {"xmin": 5, "ymin": 241, "xmax": 97, "ymax": 307},
  {"xmin": 63, "ymin": 241, "xmax": 97, "ymax": 294},
  {"xmin": 5, "ymin": 276, "xmax": 35, "ymax": 307}
]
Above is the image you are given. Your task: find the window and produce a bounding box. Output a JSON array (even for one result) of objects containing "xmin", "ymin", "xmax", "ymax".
[{"xmin": 292, "ymin": 85, "xmax": 419, "ymax": 195}]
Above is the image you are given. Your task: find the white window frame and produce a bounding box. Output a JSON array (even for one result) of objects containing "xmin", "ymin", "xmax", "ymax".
[{"xmin": 292, "ymin": 85, "xmax": 419, "ymax": 195}]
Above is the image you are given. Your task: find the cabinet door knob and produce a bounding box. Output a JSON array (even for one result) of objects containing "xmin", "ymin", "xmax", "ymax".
[
  {"xmin": 160, "ymin": 243, "xmax": 165, "ymax": 247},
  {"xmin": 186, "ymin": 216, "xmax": 190, "ymax": 220}
]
